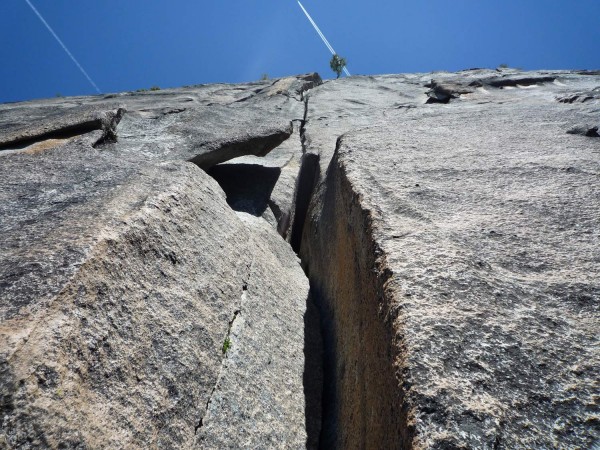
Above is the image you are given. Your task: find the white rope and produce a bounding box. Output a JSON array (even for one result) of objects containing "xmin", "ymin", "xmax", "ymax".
[
  {"xmin": 24, "ymin": 0, "xmax": 101, "ymax": 93},
  {"xmin": 297, "ymin": 1, "xmax": 351, "ymax": 76}
]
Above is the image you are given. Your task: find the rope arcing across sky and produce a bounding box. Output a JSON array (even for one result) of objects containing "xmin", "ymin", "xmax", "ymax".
[
  {"xmin": 297, "ymin": 1, "xmax": 351, "ymax": 77},
  {"xmin": 24, "ymin": 0, "xmax": 101, "ymax": 93}
]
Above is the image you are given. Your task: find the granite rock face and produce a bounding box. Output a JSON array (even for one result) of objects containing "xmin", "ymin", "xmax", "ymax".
[
  {"xmin": 196, "ymin": 213, "xmax": 321, "ymax": 449},
  {"xmin": 0, "ymin": 75, "xmax": 321, "ymax": 449},
  {"xmin": 1, "ymin": 69, "xmax": 599, "ymax": 449},
  {"xmin": 300, "ymin": 69, "xmax": 600, "ymax": 449},
  {"xmin": 1, "ymin": 158, "xmax": 251, "ymax": 448}
]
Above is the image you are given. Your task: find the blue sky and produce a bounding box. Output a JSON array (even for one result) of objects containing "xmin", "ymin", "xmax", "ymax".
[{"xmin": 1, "ymin": 0, "xmax": 599, "ymax": 103}]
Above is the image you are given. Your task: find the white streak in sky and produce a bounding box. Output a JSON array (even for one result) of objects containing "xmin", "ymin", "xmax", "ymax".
[
  {"xmin": 297, "ymin": 1, "xmax": 351, "ymax": 77},
  {"xmin": 24, "ymin": 0, "xmax": 101, "ymax": 93}
]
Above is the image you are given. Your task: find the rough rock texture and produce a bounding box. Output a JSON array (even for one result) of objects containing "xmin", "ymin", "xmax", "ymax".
[
  {"xmin": 196, "ymin": 213, "xmax": 321, "ymax": 449},
  {"xmin": 0, "ymin": 106, "xmax": 124, "ymax": 150},
  {"xmin": 0, "ymin": 75, "xmax": 321, "ymax": 449},
  {"xmin": 0, "ymin": 75, "xmax": 314, "ymax": 168},
  {"xmin": 1, "ymin": 69, "xmax": 599, "ymax": 449},
  {"xmin": 301, "ymin": 69, "xmax": 600, "ymax": 449},
  {"xmin": 1, "ymin": 154, "xmax": 251, "ymax": 448},
  {"xmin": 208, "ymin": 121, "xmax": 305, "ymax": 238}
]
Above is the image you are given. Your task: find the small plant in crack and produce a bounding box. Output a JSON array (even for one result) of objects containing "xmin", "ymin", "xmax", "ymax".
[
  {"xmin": 222, "ymin": 337, "xmax": 231, "ymax": 354},
  {"xmin": 330, "ymin": 54, "xmax": 347, "ymax": 79},
  {"xmin": 222, "ymin": 310, "xmax": 240, "ymax": 355}
]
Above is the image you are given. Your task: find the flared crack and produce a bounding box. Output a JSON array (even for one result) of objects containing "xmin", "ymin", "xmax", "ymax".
[
  {"xmin": 190, "ymin": 123, "xmax": 293, "ymax": 170},
  {"xmin": 0, "ymin": 108, "xmax": 125, "ymax": 152}
]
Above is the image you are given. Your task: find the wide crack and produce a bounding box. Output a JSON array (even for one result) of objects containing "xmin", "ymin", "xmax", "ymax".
[
  {"xmin": 289, "ymin": 95, "xmax": 321, "ymax": 253},
  {"xmin": 201, "ymin": 91, "xmax": 326, "ymax": 448},
  {"xmin": 0, "ymin": 108, "xmax": 125, "ymax": 152},
  {"xmin": 207, "ymin": 164, "xmax": 281, "ymax": 216}
]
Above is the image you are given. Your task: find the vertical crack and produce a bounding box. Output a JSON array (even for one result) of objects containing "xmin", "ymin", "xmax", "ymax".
[
  {"xmin": 300, "ymin": 94, "xmax": 310, "ymax": 154},
  {"xmin": 289, "ymin": 95, "xmax": 320, "ymax": 253},
  {"xmin": 221, "ymin": 309, "xmax": 240, "ymax": 355},
  {"xmin": 194, "ymin": 258, "xmax": 253, "ymax": 435}
]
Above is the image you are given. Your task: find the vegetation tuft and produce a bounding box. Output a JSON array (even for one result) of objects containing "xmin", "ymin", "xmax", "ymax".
[
  {"xmin": 330, "ymin": 54, "xmax": 347, "ymax": 79},
  {"xmin": 222, "ymin": 337, "xmax": 231, "ymax": 354}
]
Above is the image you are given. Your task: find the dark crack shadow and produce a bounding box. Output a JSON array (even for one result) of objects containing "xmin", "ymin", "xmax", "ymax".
[
  {"xmin": 208, "ymin": 164, "xmax": 281, "ymax": 216},
  {"xmin": 0, "ymin": 121, "xmax": 103, "ymax": 151},
  {"xmin": 303, "ymin": 289, "xmax": 324, "ymax": 449},
  {"xmin": 308, "ymin": 282, "xmax": 338, "ymax": 450},
  {"xmin": 290, "ymin": 153, "xmax": 320, "ymax": 253}
]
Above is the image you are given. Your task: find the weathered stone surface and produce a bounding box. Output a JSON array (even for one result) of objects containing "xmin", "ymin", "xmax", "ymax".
[
  {"xmin": 425, "ymin": 80, "xmax": 475, "ymax": 103},
  {"xmin": 0, "ymin": 148, "xmax": 251, "ymax": 448},
  {"xmin": 0, "ymin": 106, "xmax": 124, "ymax": 151},
  {"xmin": 301, "ymin": 70, "xmax": 600, "ymax": 449},
  {"xmin": 210, "ymin": 122, "xmax": 305, "ymax": 238},
  {"xmin": 0, "ymin": 75, "xmax": 320, "ymax": 449},
  {"xmin": 196, "ymin": 213, "xmax": 321, "ymax": 449},
  {"xmin": 1, "ymin": 69, "xmax": 599, "ymax": 449},
  {"xmin": 556, "ymin": 87, "xmax": 600, "ymax": 104},
  {"xmin": 479, "ymin": 74, "xmax": 557, "ymax": 88},
  {"xmin": 567, "ymin": 124, "xmax": 600, "ymax": 137},
  {"xmin": 0, "ymin": 75, "xmax": 313, "ymax": 168}
]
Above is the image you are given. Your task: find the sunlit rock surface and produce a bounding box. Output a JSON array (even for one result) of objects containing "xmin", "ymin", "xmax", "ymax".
[
  {"xmin": 1, "ymin": 69, "xmax": 598, "ymax": 449},
  {"xmin": 301, "ymin": 69, "xmax": 600, "ymax": 449},
  {"xmin": 0, "ymin": 75, "xmax": 321, "ymax": 449}
]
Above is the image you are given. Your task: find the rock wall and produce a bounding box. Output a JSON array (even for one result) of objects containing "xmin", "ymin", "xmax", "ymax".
[
  {"xmin": 1, "ymin": 160, "xmax": 251, "ymax": 448},
  {"xmin": 300, "ymin": 70, "xmax": 600, "ymax": 449},
  {"xmin": 196, "ymin": 213, "xmax": 321, "ymax": 449},
  {"xmin": 0, "ymin": 75, "xmax": 322, "ymax": 449},
  {"xmin": 300, "ymin": 146, "xmax": 409, "ymax": 449},
  {"xmin": 1, "ymin": 69, "xmax": 599, "ymax": 449}
]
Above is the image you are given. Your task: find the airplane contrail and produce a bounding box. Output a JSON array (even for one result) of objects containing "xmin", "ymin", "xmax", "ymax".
[
  {"xmin": 24, "ymin": 0, "xmax": 101, "ymax": 93},
  {"xmin": 297, "ymin": 1, "xmax": 351, "ymax": 77}
]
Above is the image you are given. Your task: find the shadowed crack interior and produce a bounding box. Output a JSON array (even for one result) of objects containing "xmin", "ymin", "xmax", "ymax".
[
  {"xmin": 0, "ymin": 120, "xmax": 104, "ymax": 151},
  {"xmin": 208, "ymin": 163, "xmax": 281, "ymax": 216}
]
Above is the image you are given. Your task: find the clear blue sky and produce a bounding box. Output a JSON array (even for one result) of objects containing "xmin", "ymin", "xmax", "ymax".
[{"xmin": 1, "ymin": 0, "xmax": 599, "ymax": 103}]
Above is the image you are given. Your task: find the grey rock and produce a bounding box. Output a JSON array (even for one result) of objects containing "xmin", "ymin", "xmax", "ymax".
[
  {"xmin": 556, "ymin": 86, "xmax": 600, "ymax": 104},
  {"xmin": 196, "ymin": 213, "xmax": 321, "ymax": 449},
  {"xmin": 0, "ymin": 106, "xmax": 125, "ymax": 151},
  {"xmin": 0, "ymin": 74, "xmax": 315, "ymax": 168},
  {"xmin": 425, "ymin": 74, "xmax": 561, "ymax": 103},
  {"xmin": 567, "ymin": 124, "xmax": 600, "ymax": 137},
  {"xmin": 425, "ymin": 80, "xmax": 475, "ymax": 103},
  {"xmin": 188, "ymin": 121, "xmax": 293, "ymax": 170},
  {"xmin": 0, "ymin": 75, "xmax": 321, "ymax": 449},
  {"xmin": 1, "ymin": 69, "xmax": 599, "ymax": 450},
  {"xmin": 300, "ymin": 70, "xmax": 600, "ymax": 449},
  {"xmin": 0, "ymin": 151, "xmax": 252, "ymax": 448},
  {"xmin": 212, "ymin": 122, "xmax": 305, "ymax": 238},
  {"xmin": 480, "ymin": 74, "xmax": 558, "ymax": 88}
]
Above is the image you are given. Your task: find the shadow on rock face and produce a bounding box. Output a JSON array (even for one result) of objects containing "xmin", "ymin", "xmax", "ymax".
[
  {"xmin": 303, "ymin": 289, "xmax": 324, "ymax": 450},
  {"xmin": 567, "ymin": 125, "xmax": 600, "ymax": 137},
  {"xmin": 208, "ymin": 163, "xmax": 281, "ymax": 216}
]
